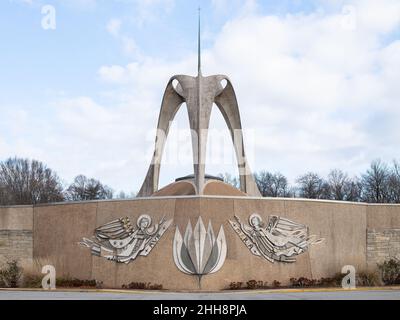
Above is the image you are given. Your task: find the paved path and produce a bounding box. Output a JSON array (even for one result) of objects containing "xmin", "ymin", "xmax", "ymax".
[{"xmin": 0, "ymin": 289, "xmax": 400, "ymax": 300}]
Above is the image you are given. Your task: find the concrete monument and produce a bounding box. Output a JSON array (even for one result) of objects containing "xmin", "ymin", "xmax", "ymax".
[
  {"xmin": 138, "ymin": 11, "xmax": 260, "ymax": 197},
  {"xmin": 2, "ymin": 11, "xmax": 400, "ymax": 292}
]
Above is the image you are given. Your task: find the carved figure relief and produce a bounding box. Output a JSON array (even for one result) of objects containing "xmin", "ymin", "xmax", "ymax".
[
  {"xmin": 79, "ymin": 214, "xmax": 172, "ymax": 263},
  {"xmin": 229, "ymin": 214, "xmax": 324, "ymax": 263}
]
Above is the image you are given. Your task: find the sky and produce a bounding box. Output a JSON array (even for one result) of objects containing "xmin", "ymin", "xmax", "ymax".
[{"xmin": 0, "ymin": 0, "xmax": 399, "ymax": 194}]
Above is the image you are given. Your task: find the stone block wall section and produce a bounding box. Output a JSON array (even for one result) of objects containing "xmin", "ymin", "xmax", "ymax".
[
  {"xmin": 0, "ymin": 197, "xmax": 400, "ymax": 290},
  {"xmin": 0, "ymin": 206, "xmax": 34, "ymax": 268},
  {"xmin": 367, "ymin": 229, "xmax": 400, "ymax": 266},
  {"xmin": 0, "ymin": 230, "xmax": 33, "ymax": 266},
  {"xmin": 366, "ymin": 204, "xmax": 400, "ymax": 270}
]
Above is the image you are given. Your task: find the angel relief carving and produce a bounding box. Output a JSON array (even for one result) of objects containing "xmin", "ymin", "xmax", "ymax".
[
  {"xmin": 229, "ymin": 214, "xmax": 324, "ymax": 263},
  {"xmin": 79, "ymin": 214, "xmax": 172, "ymax": 263}
]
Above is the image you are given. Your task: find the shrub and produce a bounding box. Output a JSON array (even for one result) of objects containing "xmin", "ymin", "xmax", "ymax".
[
  {"xmin": 149, "ymin": 284, "xmax": 163, "ymax": 290},
  {"xmin": 122, "ymin": 282, "xmax": 163, "ymax": 290},
  {"xmin": 228, "ymin": 281, "xmax": 269, "ymax": 290},
  {"xmin": 22, "ymin": 273, "xmax": 42, "ymax": 288},
  {"xmin": 21, "ymin": 273, "xmax": 99, "ymax": 289},
  {"xmin": 256, "ymin": 281, "xmax": 268, "ymax": 289},
  {"xmin": 246, "ymin": 280, "xmax": 257, "ymax": 289},
  {"xmin": 95, "ymin": 280, "xmax": 103, "ymax": 289},
  {"xmin": 229, "ymin": 282, "xmax": 243, "ymax": 290},
  {"xmin": 290, "ymin": 277, "xmax": 317, "ymax": 287},
  {"xmin": 227, "ymin": 272, "xmax": 369, "ymax": 291},
  {"xmin": 244, "ymin": 280, "xmax": 269, "ymax": 289},
  {"xmin": 56, "ymin": 277, "xmax": 97, "ymax": 288},
  {"xmin": 356, "ymin": 271, "xmax": 382, "ymax": 287},
  {"xmin": 317, "ymin": 273, "xmax": 343, "ymax": 287},
  {"xmin": 0, "ymin": 260, "xmax": 23, "ymax": 288},
  {"xmin": 378, "ymin": 259, "xmax": 400, "ymax": 285}
]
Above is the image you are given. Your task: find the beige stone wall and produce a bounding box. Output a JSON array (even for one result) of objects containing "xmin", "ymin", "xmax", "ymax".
[
  {"xmin": 33, "ymin": 202, "xmax": 97, "ymax": 280},
  {"xmin": 0, "ymin": 206, "xmax": 33, "ymax": 231},
  {"xmin": 367, "ymin": 204, "xmax": 400, "ymax": 229},
  {"xmin": 0, "ymin": 230, "xmax": 33, "ymax": 267},
  {"xmin": 0, "ymin": 206, "xmax": 33, "ymax": 268},
  {"xmin": 367, "ymin": 229, "xmax": 400, "ymax": 266},
  {"xmin": 365, "ymin": 204, "xmax": 400, "ymax": 270},
  {"xmin": 1, "ymin": 197, "xmax": 400, "ymax": 290},
  {"xmin": 231, "ymin": 199, "xmax": 368, "ymax": 285}
]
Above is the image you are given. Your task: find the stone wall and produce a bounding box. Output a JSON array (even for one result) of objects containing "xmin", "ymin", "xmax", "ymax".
[
  {"xmin": 367, "ymin": 228, "xmax": 400, "ymax": 266},
  {"xmin": 30, "ymin": 197, "xmax": 370, "ymax": 290},
  {"xmin": 0, "ymin": 230, "xmax": 33, "ymax": 266},
  {"xmin": 0, "ymin": 206, "xmax": 33, "ymax": 268},
  {"xmin": 0, "ymin": 197, "xmax": 400, "ymax": 290}
]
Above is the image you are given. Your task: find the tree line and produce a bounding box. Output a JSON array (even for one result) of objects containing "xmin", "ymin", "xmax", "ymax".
[
  {"xmin": 0, "ymin": 157, "xmax": 114, "ymax": 206},
  {"xmin": 1, "ymin": 157, "xmax": 400, "ymax": 206},
  {"xmin": 220, "ymin": 159, "xmax": 400, "ymax": 203}
]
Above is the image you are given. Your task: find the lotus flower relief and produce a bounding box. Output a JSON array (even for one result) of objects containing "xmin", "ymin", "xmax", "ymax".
[{"xmin": 173, "ymin": 217, "xmax": 227, "ymax": 284}]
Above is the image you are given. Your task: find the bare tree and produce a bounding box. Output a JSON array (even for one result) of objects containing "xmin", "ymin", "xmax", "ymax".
[
  {"xmin": 327, "ymin": 169, "xmax": 348, "ymax": 200},
  {"xmin": 296, "ymin": 172, "xmax": 329, "ymax": 199},
  {"xmin": 0, "ymin": 183, "xmax": 10, "ymax": 205},
  {"xmin": 326, "ymin": 169, "xmax": 363, "ymax": 201},
  {"xmin": 343, "ymin": 177, "xmax": 363, "ymax": 202},
  {"xmin": 361, "ymin": 159, "xmax": 390, "ymax": 203},
  {"xmin": 272, "ymin": 173, "xmax": 290, "ymax": 197},
  {"xmin": 388, "ymin": 160, "xmax": 400, "ymax": 203},
  {"xmin": 65, "ymin": 175, "xmax": 113, "ymax": 201},
  {"xmin": 254, "ymin": 171, "xmax": 290, "ymax": 197},
  {"xmin": 0, "ymin": 157, "xmax": 64, "ymax": 205},
  {"xmin": 254, "ymin": 171, "xmax": 273, "ymax": 197}
]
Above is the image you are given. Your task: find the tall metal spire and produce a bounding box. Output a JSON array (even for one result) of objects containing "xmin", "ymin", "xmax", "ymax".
[{"xmin": 197, "ymin": 7, "xmax": 201, "ymax": 75}]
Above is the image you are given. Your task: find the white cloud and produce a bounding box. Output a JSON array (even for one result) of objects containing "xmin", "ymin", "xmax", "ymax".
[
  {"xmin": 95, "ymin": 0, "xmax": 400, "ymax": 188},
  {"xmin": 354, "ymin": 0, "xmax": 400, "ymax": 33},
  {"xmin": 2, "ymin": 0, "xmax": 400, "ymax": 193},
  {"xmin": 106, "ymin": 18, "xmax": 139, "ymax": 57}
]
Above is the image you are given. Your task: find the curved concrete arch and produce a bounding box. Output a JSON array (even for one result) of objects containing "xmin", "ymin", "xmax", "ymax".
[
  {"xmin": 214, "ymin": 78, "xmax": 261, "ymax": 196},
  {"xmin": 137, "ymin": 73, "xmax": 261, "ymax": 197},
  {"xmin": 137, "ymin": 77, "xmax": 185, "ymax": 197}
]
